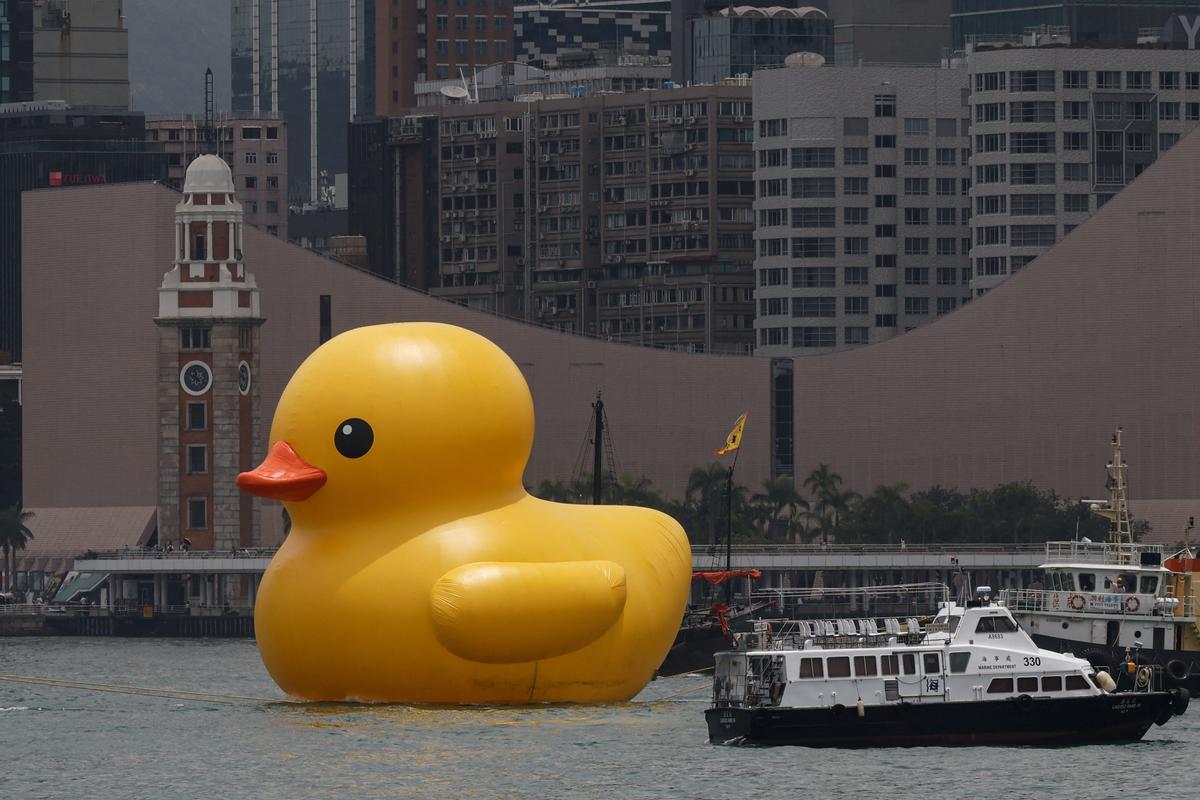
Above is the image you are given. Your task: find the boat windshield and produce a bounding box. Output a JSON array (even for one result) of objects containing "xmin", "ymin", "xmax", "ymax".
[{"xmin": 932, "ymin": 612, "xmax": 961, "ymax": 632}]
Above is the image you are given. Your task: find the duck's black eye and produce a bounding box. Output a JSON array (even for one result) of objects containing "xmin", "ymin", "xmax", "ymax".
[{"xmin": 334, "ymin": 418, "xmax": 373, "ymax": 459}]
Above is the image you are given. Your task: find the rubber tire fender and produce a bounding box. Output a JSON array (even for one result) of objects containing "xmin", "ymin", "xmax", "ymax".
[
  {"xmin": 830, "ymin": 703, "xmax": 846, "ymax": 718},
  {"xmin": 1166, "ymin": 659, "xmax": 1189, "ymax": 684},
  {"xmin": 1170, "ymin": 687, "xmax": 1191, "ymax": 716},
  {"xmin": 1015, "ymin": 693, "xmax": 1034, "ymax": 711}
]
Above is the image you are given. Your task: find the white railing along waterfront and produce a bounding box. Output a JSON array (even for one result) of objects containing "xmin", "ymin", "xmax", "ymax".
[
  {"xmin": 693, "ymin": 543, "xmax": 1047, "ymax": 556},
  {"xmin": 80, "ymin": 548, "xmax": 280, "ymax": 560}
]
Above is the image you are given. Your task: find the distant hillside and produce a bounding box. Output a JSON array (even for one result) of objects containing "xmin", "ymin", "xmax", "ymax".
[{"xmin": 126, "ymin": 0, "xmax": 232, "ymax": 114}]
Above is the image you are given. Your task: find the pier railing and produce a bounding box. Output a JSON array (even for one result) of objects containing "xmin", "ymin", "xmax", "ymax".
[{"xmin": 1043, "ymin": 540, "xmax": 1163, "ymax": 566}]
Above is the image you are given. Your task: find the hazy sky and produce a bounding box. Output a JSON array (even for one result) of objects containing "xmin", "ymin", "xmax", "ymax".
[{"xmin": 125, "ymin": 0, "xmax": 232, "ymax": 114}]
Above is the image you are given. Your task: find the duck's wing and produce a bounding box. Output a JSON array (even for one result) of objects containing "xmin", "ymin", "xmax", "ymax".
[{"xmin": 429, "ymin": 560, "xmax": 626, "ymax": 664}]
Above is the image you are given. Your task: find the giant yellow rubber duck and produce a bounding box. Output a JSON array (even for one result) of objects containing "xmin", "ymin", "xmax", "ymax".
[{"xmin": 237, "ymin": 322, "xmax": 691, "ymax": 704}]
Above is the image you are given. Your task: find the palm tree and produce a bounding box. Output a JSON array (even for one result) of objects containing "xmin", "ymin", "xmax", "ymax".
[
  {"xmin": 0, "ymin": 504, "xmax": 34, "ymax": 594},
  {"xmin": 686, "ymin": 462, "xmax": 730, "ymax": 545},
  {"xmin": 753, "ymin": 476, "xmax": 808, "ymax": 542},
  {"xmin": 802, "ymin": 464, "xmax": 857, "ymax": 544}
]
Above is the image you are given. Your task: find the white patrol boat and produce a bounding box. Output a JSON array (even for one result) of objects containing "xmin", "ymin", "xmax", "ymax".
[
  {"xmin": 1000, "ymin": 429, "xmax": 1200, "ymax": 691},
  {"xmin": 706, "ymin": 589, "xmax": 1189, "ymax": 747}
]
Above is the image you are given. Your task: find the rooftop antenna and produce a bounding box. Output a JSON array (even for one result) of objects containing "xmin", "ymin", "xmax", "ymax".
[{"xmin": 203, "ymin": 67, "xmax": 215, "ymax": 155}]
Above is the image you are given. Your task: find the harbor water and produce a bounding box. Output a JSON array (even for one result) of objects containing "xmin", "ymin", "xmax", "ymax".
[{"xmin": 2, "ymin": 638, "xmax": 1198, "ymax": 799}]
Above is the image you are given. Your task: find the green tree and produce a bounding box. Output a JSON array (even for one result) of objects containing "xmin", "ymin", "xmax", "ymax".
[
  {"xmin": 802, "ymin": 464, "xmax": 858, "ymax": 544},
  {"xmin": 752, "ymin": 476, "xmax": 808, "ymax": 542},
  {"xmin": 0, "ymin": 504, "xmax": 34, "ymax": 594},
  {"xmin": 686, "ymin": 462, "xmax": 732, "ymax": 545}
]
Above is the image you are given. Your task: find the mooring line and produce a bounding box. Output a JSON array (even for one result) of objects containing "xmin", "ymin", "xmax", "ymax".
[{"xmin": 0, "ymin": 674, "xmax": 278, "ymax": 705}]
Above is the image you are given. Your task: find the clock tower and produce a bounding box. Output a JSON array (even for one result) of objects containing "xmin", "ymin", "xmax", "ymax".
[{"xmin": 156, "ymin": 155, "xmax": 264, "ymax": 551}]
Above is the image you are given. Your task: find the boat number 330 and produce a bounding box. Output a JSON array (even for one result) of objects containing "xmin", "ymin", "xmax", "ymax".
[{"xmin": 1023, "ymin": 657, "xmax": 1042, "ymax": 666}]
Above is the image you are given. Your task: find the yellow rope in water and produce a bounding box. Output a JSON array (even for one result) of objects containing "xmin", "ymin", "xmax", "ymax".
[{"xmin": 0, "ymin": 674, "xmax": 279, "ymax": 705}]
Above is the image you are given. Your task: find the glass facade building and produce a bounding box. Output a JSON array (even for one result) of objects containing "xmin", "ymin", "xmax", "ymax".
[
  {"xmin": 513, "ymin": 1, "xmax": 671, "ymax": 68},
  {"xmin": 1, "ymin": 0, "xmax": 33, "ymax": 104},
  {"xmin": 952, "ymin": 1, "xmax": 1200, "ymax": 48},
  {"xmin": 690, "ymin": 8, "xmax": 832, "ymax": 85},
  {"xmin": 231, "ymin": 0, "xmax": 375, "ymax": 205}
]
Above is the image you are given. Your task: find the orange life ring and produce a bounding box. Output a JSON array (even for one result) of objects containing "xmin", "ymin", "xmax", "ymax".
[
  {"xmin": 1068, "ymin": 594, "xmax": 1086, "ymax": 611},
  {"xmin": 1125, "ymin": 596, "xmax": 1140, "ymax": 613}
]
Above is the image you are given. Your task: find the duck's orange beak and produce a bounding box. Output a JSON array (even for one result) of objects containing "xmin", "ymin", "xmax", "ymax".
[{"xmin": 237, "ymin": 441, "xmax": 327, "ymax": 501}]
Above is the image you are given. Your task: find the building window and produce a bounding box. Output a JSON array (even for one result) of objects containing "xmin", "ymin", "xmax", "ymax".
[
  {"xmin": 844, "ymin": 296, "xmax": 869, "ymax": 315},
  {"xmin": 1126, "ymin": 71, "xmax": 1150, "ymax": 90},
  {"xmin": 239, "ymin": 325, "xmax": 253, "ymax": 351},
  {"xmin": 937, "ymin": 297, "xmax": 958, "ymax": 315},
  {"xmin": 1063, "ymin": 101, "xmax": 1088, "ymax": 121},
  {"xmin": 187, "ymin": 497, "xmax": 207, "ymax": 530},
  {"xmin": 495, "ymin": 40, "xmax": 506, "ymax": 58},
  {"xmin": 1097, "ymin": 70, "xmax": 1120, "ymax": 89},
  {"xmin": 903, "ymin": 148, "xmax": 928, "ymax": 166},
  {"xmin": 1063, "ymin": 131, "xmax": 1088, "ymax": 151},
  {"xmin": 843, "ymin": 147, "xmax": 867, "ymax": 165},
  {"xmin": 903, "ymin": 237, "xmax": 929, "ymax": 256},
  {"xmin": 844, "ymin": 327, "xmax": 868, "ymax": 345},
  {"xmin": 1062, "ymin": 70, "xmax": 1087, "ymax": 89},
  {"xmin": 903, "ymin": 267, "xmax": 929, "ymax": 285},
  {"xmin": 475, "ymin": 40, "xmax": 487, "ymax": 56},
  {"xmin": 903, "ymin": 117, "xmax": 928, "ymax": 136},
  {"xmin": 935, "ymin": 147, "xmax": 956, "ymax": 166},
  {"xmin": 244, "ymin": 152, "xmax": 257, "ymax": 165},
  {"xmin": 266, "ymin": 176, "xmax": 278, "ymax": 190},
  {"xmin": 936, "ymin": 267, "xmax": 957, "ymax": 285},
  {"xmin": 187, "ymin": 445, "xmax": 207, "ymax": 475},
  {"xmin": 1063, "ymin": 194, "xmax": 1089, "ymax": 213},
  {"xmin": 1063, "ymin": 162, "xmax": 1089, "ymax": 182},
  {"xmin": 455, "ymin": 40, "xmax": 468, "ymax": 57},
  {"xmin": 873, "ymin": 134, "xmax": 895, "ymax": 148},
  {"xmin": 1160, "ymin": 102, "xmax": 1180, "ymax": 121},
  {"xmin": 844, "ymin": 266, "xmax": 868, "ymax": 285},
  {"xmin": 436, "ymin": 39, "xmax": 449, "ymax": 56},
  {"xmin": 436, "ymin": 15, "xmax": 448, "ymax": 31},
  {"xmin": 936, "ymin": 238, "xmax": 957, "ymax": 256},
  {"xmin": 1160, "ymin": 71, "xmax": 1180, "ymax": 90},
  {"xmin": 792, "ymin": 327, "xmax": 835, "ymax": 348},
  {"xmin": 245, "ymin": 176, "xmax": 257, "ymax": 189},
  {"xmin": 874, "ymin": 95, "xmax": 896, "ymax": 117},
  {"xmin": 180, "ymin": 327, "xmax": 211, "ymax": 350},
  {"xmin": 904, "ymin": 297, "xmax": 929, "ymax": 315},
  {"xmin": 266, "ymin": 152, "xmax": 279, "ymax": 165},
  {"xmin": 186, "ymin": 402, "xmax": 207, "ymax": 431},
  {"xmin": 874, "ymin": 314, "xmax": 896, "ymax": 328},
  {"xmin": 844, "ymin": 177, "xmax": 867, "ymax": 195}
]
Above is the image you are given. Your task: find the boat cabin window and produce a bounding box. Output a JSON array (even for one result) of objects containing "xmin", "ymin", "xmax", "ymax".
[
  {"xmin": 1059, "ymin": 573, "xmax": 1075, "ymax": 591},
  {"xmin": 975, "ymin": 615, "xmax": 1018, "ymax": 633},
  {"xmin": 1047, "ymin": 573, "xmax": 1060, "ymax": 591},
  {"xmin": 949, "ymin": 652, "xmax": 970, "ymax": 673},
  {"xmin": 1079, "ymin": 573, "xmax": 1096, "ymax": 592},
  {"xmin": 1064, "ymin": 675, "xmax": 1089, "ymax": 690},
  {"xmin": 880, "ymin": 655, "xmax": 899, "ymax": 676},
  {"xmin": 798, "ymin": 657, "xmax": 823, "ymax": 679},
  {"xmin": 1017, "ymin": 676, "xmax": 1038, "ymax": 693},
  {"xmin": 987, "ymin": 678, "xmax": 1014, "ymax": 694},
  {"xmin": 827, "ymin": 657, "xmax": 851, "ymax": 678},
  {"xmin": 901, "ymin": 653, "xmax": 917, "ymax": 675},
  {"xmin": 1139, "ymin": 575, "xmax": 1158, "ymax": 594},
  {"xmin": 923, "ymin": 653, "xmax": 941, "ymax": 674},
  {"xmin": 1041, "ymin": 676, "xmax": 1062, "ymax": 692},
  {"xmin": 853, "ymin": 656, "xmax": 878, "ymax": 676}
]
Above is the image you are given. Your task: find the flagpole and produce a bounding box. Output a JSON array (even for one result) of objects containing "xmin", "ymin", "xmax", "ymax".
[{"xmin": 725, "ymin": 428, "xmax": 742, "ymax": 606}]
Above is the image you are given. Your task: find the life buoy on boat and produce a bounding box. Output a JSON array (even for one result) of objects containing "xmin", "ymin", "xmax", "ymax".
[
  {"xmin": 1125, "ymin": 596, "xmax": 1140, "ymax": 613},
  {"xmin": 1068, "ymin": 594, "xmax": 1086, "ymax": 611}
]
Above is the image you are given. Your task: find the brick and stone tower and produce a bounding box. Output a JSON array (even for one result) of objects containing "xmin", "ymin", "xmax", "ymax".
[{"xmin": 156, "ymin": 155, "xmax": 263, "ymax": 550}]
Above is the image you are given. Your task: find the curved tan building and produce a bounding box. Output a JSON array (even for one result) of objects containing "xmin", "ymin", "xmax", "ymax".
[{"xmin": 20, "ymin": 127, "xmax": 1200, "ymax": 553}]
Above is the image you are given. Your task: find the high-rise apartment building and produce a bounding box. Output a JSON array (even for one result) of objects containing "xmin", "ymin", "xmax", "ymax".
[
  {"xmin": 752, "ymin": 62, "xmax": 972, "ymax": 356},
  {"xmin": 514, "ymin": 1, "xmax": 671, "ymax": 67},
  {"xmin": 146, "ymin": 116, "xmax": 290, "ymax": 238},
  {"xmin": 966, "ymin": 44, "xmax": 1200, "ymax": 293},
  {"xmin": 231, "ymin": 1, "xmax": 373, "ymax": 205},
  {"xmin": 375, "ymin": 0, "xmax": 514, "ymax": 115},
  {"xmin": 350, "ymin": 84, "xmax": 758, "ymax": 354},
  {"xmin": 32, "ymin": 0, "xmax": 128, "ymax": 108},
  {"xmin": 1, "ymin": 0, "xmax": 34, "ymax": 104}
]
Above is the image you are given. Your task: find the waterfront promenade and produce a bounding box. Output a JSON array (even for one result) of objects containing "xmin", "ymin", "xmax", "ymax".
[{"xmin": 0, "ymin": 542, "xmax": 1050, "ymax": 636}]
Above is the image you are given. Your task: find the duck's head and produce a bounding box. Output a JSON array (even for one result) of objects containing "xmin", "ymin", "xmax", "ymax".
[{"xmin": 237, "ymin": 323, "xmax": 534, "ymax": 528}]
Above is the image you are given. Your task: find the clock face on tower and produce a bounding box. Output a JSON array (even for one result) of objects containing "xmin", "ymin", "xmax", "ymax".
[
  {"xmin": 180, "ymin": 360, "xmax": 213, "ymax": 396},
  {"xmin": 238, "ymin": 360, "xmax": 252, "ymax": 395}
]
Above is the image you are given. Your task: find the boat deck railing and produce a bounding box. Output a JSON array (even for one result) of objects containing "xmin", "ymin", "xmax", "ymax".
[
  {"xmin": 1043, "ymin": 540, "xmax": 1162, "ymax": 566},
  {"xmin": 999, "ymin": 587, "xmax": 1195, "ymax": 618},
  {"xmin": 739, "ymin": 615, "xmax": 928, "ymax": 652}
]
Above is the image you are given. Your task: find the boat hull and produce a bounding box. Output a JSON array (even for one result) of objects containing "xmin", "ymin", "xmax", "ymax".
[
  {"xmin": 1030, "ymin": 632, "xmax": 1200, "ymax": 694},
  {"xmin": 706, "ymin": 693, "xmax": 1176, "ymax": 747},
  {"xmin": 659, "ymin": 622, "xmax": 729, "ymax": 676}
]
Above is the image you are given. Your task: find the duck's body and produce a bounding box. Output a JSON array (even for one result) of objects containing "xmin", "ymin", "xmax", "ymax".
[{"xmin": 240, "ymin": 323, "xmax": 692, "ymax": 704}]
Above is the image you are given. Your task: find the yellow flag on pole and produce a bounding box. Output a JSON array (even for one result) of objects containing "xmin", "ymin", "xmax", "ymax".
[{"xmin": 715, "ymin": 413, "xmax": 747, "ymax": 456}]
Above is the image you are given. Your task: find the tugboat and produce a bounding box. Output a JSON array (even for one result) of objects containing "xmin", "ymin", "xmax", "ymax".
[
  {"xmin": 1000, "ymin": 429, "xmax": 1200, "ymax": 692},
  {"xmin": 706, "ymin": 588, "xmax": 1189, "ymax": 747}
]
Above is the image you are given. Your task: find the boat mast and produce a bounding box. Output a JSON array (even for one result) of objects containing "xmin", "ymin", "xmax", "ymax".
[
  {"xmin": 592, "ymin": 392, "xmax": 604, "ymax": 505},
  {"xmin": 1090, "ymin": 427, "xmax": 1134, "ymax": 551}
]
